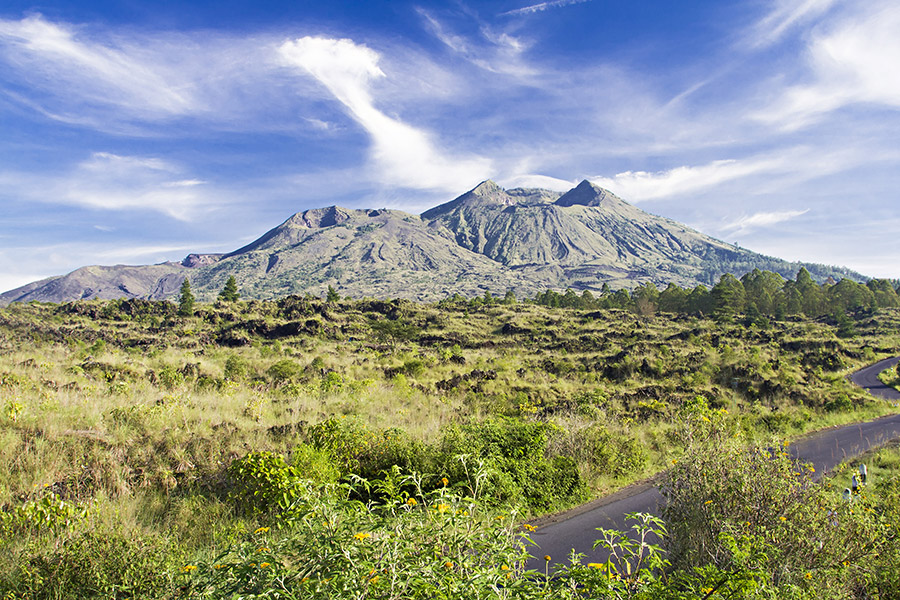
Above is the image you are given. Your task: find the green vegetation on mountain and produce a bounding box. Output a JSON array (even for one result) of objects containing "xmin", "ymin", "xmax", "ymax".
[
  {"xmin": 0, "ymin": 181, "xmax": 864, "ymax": 306},
  {"xmin": 0, "ymin": 285, "xmax": 899, "ymax": 597}
]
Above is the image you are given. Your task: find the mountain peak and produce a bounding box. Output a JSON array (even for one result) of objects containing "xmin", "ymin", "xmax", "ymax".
[
  {"xmin": 555, "ymin": 180, "xmax": 621, "ymax": 207},
  {"xmin": 469, "ymin": 180, "xmax": 502, "ymax": 195},
  {"xmin": 285, "ymin": 205, "xmax": 352, "ymax": 228},
  {"xmin": 421, "ymin": 180, "xmax": 516, "ymax": 219}
]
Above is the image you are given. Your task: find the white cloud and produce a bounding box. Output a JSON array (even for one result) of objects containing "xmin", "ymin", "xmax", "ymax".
[
  {"xmin": 755, "ymin": 2, "xmax": 900, "ymax": 128},
  {"xmin": 589, "ymin": 157, "xmax": 783, "ymax": 202},
  {"xmin": 744, "ymin": 0, "xmax": 839, "ymax": 49},
  {"xmin": 500, "ymin": 0, "xmax": 593, "ymax": 17},
  {"xmin": 498, "ymin": 174, "xmax": 575, "ymax": 191},
  {"xmin": 720, "ymin": 209, "xmax": 810, "ymax": 234},
  {"xmin": 417, "ymin": 8, "xmax": 536, "ymax": 77},
  {"xmin": 0, "ymin": 15, "xmax": 197, "ymax": 118},
  {"xmin": 279, "ymin": 36, "xmax": 492, "ymax": 192},
  {"xmin": 1, "ymin": 152, "xmax": 221, "ymax": 220}
]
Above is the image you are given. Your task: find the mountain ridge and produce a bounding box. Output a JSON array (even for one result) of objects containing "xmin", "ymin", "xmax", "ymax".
[{"xmin": 0, "ymin": 180, "xmax": 866, "ymax": 306}]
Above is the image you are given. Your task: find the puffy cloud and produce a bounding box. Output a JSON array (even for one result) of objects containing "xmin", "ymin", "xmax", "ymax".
[{"xmin": 279, "ymin": 36, "xmax": 492, "ymax": 192}]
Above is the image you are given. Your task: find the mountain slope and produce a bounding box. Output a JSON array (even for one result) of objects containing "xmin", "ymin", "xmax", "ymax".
[{"xmin": 0, "ymin": 180, "xmax": 866, "ymax": 305}]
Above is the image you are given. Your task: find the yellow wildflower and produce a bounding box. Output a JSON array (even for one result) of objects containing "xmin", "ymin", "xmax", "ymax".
[
  {"xmin": 369, "ymin": 576, "xmax": 379, "ymax": 584},
  {"xmin": 406, "ymin": 497, "xmax": 417, "ymax": 506},
  {"xmin": 444, "ymin": 561, "xmax": 454, "ymax": 569},
  {"xmin": 544, "ymin": 555, "xmax": 551, "ymax": 562},
  {"xmin": 704, "ymin": 500, "xmax": 713, "ymax": 505},
  {"xmin": 442, "ymin": 477, "xmax": 449, "ymax": 486},
  {"xmin": 522, "ymin": 523, "xmax": 537, "ymax": 532},
  {"xmin": 354, "ymin": 532, "xmax": 372, "ymax": 541},
  {"xmin": 501, "ymin": 565, "xmax": 510, "ymax": 571},
  {"xmin": 254, "ymin": 526, "xmax": 270, "ymax": 534},
  {"xmin": 260, "ymin": 563, "xmax": 271, "ymax": 568},
  {"xmin": 805, "ymin": 572, "xmax": 812, "ymax": 579},
  {"xmin": 257, "ymin": 547, "xmax": 269, "ymax": 553},
  {"xmin": 181, "ymin": 565, "xmax": 197, "ymax": 573},
  {"xmin": 587, "ymin": 563, "xmax": 606, "ymax": 570}
]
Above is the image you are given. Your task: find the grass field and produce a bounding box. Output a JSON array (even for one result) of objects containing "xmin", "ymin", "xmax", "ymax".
[{"xmin": 1, "ymin": 297, "xmax": 899, "ymax": 598}]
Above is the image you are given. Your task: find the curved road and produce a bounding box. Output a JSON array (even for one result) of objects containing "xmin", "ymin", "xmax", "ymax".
[{"xmin": 526, "ymin": 356, "xmax": 900, "ymax": 569}]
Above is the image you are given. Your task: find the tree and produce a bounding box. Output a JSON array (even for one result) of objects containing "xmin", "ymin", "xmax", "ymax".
[
  {"xmin": 326, "ymin": 285, "xmax": 340, "ymax": 303},
  {"xmin": 741, "ymin": 269, "xmax": 785, "ymax": 315},
  {"xmin": 658, "ymin": 283, "xmax": 687, "ymax": 314},
  {"xmin": 178, "ymin": 278, "xmax": 195, "ymax": 316},
  {"xmin": 218, "ymin": 275, "xmax": 240, "ymax": 302},
  {"xmin": 711, "ymin": 274, "xmax": 745, "ymax": 321},
  {"xmin": 503, "ymin": 290, "xmax": 517, "ymax": 305},
  {"xmin": 795, "ymin": 267, "xmax": 825, "ymax": 317}
]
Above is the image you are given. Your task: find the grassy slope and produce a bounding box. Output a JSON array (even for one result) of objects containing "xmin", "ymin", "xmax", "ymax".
[{"xmin": 0, "ymin": 299, "xmax": 898, "ymax": 596}]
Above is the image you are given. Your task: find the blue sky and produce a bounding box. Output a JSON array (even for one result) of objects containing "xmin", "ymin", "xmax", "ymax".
[{"xmin": 1, "ymin": 0, "xmax": 899, "ymax": 292}]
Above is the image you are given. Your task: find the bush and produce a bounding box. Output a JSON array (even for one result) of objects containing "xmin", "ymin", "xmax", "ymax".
[
  {"xmin": 224, "ymin": 355, "xmax": 250, "ymax": 380},
  {"xmin": 227, "ymin": 451, "xmax": 305, "ymax": 515},
  {"xmin": 661, "ymin": 434, "xmax": 886, "ymax": 593},
  {"xmin": 2, "ymin": 530, "xmax": 180, "ymax": 599},
  {"xmin": 267, "ymin": 359, "xmax": 301, "ymax": 384},
  {"xmin": 440, "ymin": 417, "xmax": 584, "ymax": 511}
]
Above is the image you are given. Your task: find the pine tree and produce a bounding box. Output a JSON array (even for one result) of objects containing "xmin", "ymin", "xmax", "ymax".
[
  {"xmin": 326, "ymin": 285, "xmax": 340, "ymax": 303},
  {"xmin": 218, "ymin": 275, "xmax": 240, "ymax": 302},
  {"xmin": 178, "ymin": 278, "xmax": 195, "ymax": 316}
]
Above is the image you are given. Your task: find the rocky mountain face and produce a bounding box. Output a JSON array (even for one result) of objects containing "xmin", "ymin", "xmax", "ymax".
[{"xmin": 0, "ymin": 180, "xmax": 864, "ymax": 305}]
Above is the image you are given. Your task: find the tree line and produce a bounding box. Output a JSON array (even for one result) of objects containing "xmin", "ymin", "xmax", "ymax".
[{"xmin": 529, "ymin": 268, "xmax": 900, "ymax": 323}]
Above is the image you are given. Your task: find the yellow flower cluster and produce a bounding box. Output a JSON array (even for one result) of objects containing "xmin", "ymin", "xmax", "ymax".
[
  {"xmin": 181, "ymin": 565, "xmax": 197, "ymax": 573},
  {"xmin": 354, "ymin": 532, "xmax": 372, "ymax": 541}
]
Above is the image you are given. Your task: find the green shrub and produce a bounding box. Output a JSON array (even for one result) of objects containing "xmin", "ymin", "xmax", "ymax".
[
  {"xmin": 157, "ymin": 366, "xmax": 184, "ymax": 391},
  {"xmin": 0, "ymin": 492, "xmax": 90, "ymax": 538},
  {"xmin": 267, "ymin": 359, "xmax": 301, "ymax": 384},
  {"xmin": 661, "ymin": 434, "xmax": 886, "ymax": 593},
  {"xmin": 291, "ymin": 443, "xmax": 340, "ymax": 484},
  {"xmin": 440, "ymin": 418, "xmax": 584, "ymax": 510},
  {"xmin": 227, "ymin": 451, "xmax": 305, "ymax": 515},
  {"xmin": 224, "ymin": 355, "xmax": 250, "ymax": 380},
  {"xmin": 2, "ymin": 530, "xmax": 180, "ymax": 600}
]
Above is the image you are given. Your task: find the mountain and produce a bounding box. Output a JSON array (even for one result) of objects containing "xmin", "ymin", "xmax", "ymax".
[{"xmin": 0, "ymin": 180, "xmax": 865, "ymax": 306}]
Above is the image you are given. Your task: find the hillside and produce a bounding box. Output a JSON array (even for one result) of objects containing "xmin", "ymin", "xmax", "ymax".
[{"xmin": 0, "ymin": 180, "xmax": 865, "ymax": 305}]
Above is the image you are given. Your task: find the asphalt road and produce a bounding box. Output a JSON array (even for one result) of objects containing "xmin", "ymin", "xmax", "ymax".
[{"xmin": 526, "ymin": 356, "xmax": 900, "ymax": 569}]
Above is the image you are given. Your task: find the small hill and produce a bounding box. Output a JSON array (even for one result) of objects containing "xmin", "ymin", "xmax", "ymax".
[{"xmin": 0, "ymin": 180, "xmax": 865, "ymax": 305}]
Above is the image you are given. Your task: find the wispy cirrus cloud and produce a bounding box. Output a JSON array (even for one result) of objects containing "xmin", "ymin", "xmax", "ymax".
[
  {"xmin": 278, "ymin": 36, "xmax": 492, "ymax": 192},
  {"xmin": 500, "ymin": 0, "xmax": 593, "ymax": 17},
  {"xmin": 743, "ymin": 0, "xmax": 839, "ymax": 49},
  {"xmin": 588, "ymin": 157, "xmax": 783, "ymax": 202},
  {"xmin": 417, "ymin": 8, "xmax": 536, "ymax": 77},
  {"xmin": 720, "ymin": 209, "xmax": 810, "ymax": 235},
  {"xmin": 754, "ymin": 1, "xmax": 900, "ymax": 129},
  {"xmin": 0, "ymin": 15, "xmax": 199, "ymax": 119},
  {"xmin": 0, "ymin": 14, "xmax": 320, "ymax": 133},
  {"xmin": 0, "ymin": 152, "xmax": 222, "ymax": 220}
]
